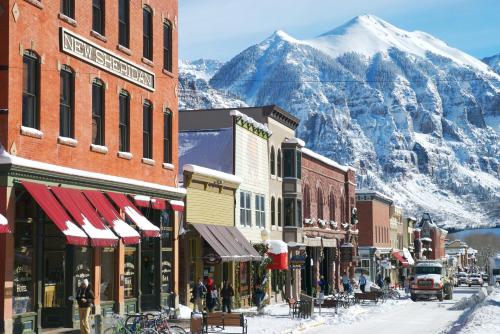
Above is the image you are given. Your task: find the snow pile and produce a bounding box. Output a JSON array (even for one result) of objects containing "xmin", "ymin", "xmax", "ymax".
[
  {"xmin": 456, "ymin": 288, "xmax": 500, "ymax": 334},
  {"xmin": 450, "ymin": 287, "xmax": 488, "ymax": 311},
  {"xmin": 178, "ymin": 304, "xmax": 193, "ymax": 319}
]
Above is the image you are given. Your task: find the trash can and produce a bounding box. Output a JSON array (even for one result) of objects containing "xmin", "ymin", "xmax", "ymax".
[{"xmin": 190, "ymin": 312, "xmax": 203, "ymax": 334}]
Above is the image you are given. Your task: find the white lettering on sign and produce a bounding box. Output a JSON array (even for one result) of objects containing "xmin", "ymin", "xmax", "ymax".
[{"xmin": 60, "ymin": 28, "xmax": 155, "ymax": 91}]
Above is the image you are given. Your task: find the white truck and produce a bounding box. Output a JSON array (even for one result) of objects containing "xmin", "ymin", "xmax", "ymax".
[
  {"xmin": 410, "ymin": 260, "xmax": 453, "ymax": 302},
  {"xmin": 488, "ymin": 254, "xmax": 500, "ymax": 286}
]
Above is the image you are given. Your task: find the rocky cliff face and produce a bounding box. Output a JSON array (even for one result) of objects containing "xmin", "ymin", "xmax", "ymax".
[
  {"xmin": 483, "ymin": 53, "xmax": 500, "ymax": 75},
  {"xmin": 180, "ymin": 15, "xmax": 500, "ymax": 230}
]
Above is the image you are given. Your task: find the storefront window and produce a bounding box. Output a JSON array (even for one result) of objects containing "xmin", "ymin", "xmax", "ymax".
[
  {"xmin": 124, "ymin": 246, "xmax": 137, "ymax": 299},
  {"xmin": 101, "ymin": 248, "xmax": 115, "ymax": 301},
  {"xmin": 161, "ymin": 209, "xmax": 174, "ymax": 293},
  {"xmin": 73, "ymin": 247, "xmax": 93, "ymax": 297},
  {"xmin": 13, "ymin": 219, "xmax": 35, "ymax": 314},
  {"xmin": 44, "ymin": 223, "xmax": 67, "ymax": 308},
  {"xmin": 239, "ymin": 262, "xmax": 249, "ymax": 295}
]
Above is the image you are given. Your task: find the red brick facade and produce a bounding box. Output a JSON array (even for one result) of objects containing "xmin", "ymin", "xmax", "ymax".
[
  {"xmin": 356, "ymin": 192, "xmax": 393, "ymax": 248},
  {"xmin": 0, "ymin": 0, "xmax": 179, "ymax": 185}
]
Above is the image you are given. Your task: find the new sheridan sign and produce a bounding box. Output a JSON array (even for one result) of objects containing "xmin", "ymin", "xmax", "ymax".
[{"xmin": 60, "ymin": 28, "xmax": 155, "ymax": 91}]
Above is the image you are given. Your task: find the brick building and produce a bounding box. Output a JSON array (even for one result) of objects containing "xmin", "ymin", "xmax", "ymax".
[
  {"xmin": 355, "ymin": 191, "xmax": 394, "ymax": 282},
  {"xmin": 0, "ymin": 1, "xmax": 183, "ymax": 333},
  {"xmin": 301, "ymin": 148, "xmax": 357, "ymax": 294},
  {"xmin": 414, "ymin": 213, "xmax": 447, "ymax": 261}
]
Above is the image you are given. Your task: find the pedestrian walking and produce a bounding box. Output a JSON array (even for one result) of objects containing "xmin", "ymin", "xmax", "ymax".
[
  {"xmin": 206, "ymin": 280, "xmax": 218, "ymax": 313},
  {"xmin": 404, "ymin": 277, "xmax": 411, "ymax": 296},
  {"xmin": 254, "ymin": 283, "xmax": 265, "ymax": 309},
  {"xmin": 221, "ymin": 281, "xmax": 234, "ymax": 313},
  {"xmin": 192, "ymin": 277, "xmax": 207, "ymax": 312},
  {"xmin": 317, "ymin": 275, "xmax": 326, "ymax": 293},
  {"xmin": 76, "ymin": 279, "xmax": 94, "ymax": 334},
  {"xmin": 359, "ymin": 272, "xmax": 367, "ymax": 293},
  {"xmin": 376, "ymin": 272, "xmax": 384, "ymax": 289},
  {"xmin": 342, "ymin": 272, "xmax": 350, "ymax": 292}
]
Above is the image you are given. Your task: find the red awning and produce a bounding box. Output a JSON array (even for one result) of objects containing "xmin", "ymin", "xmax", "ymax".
[
  {"xmin": 21, "ymin": 181, "xmax": 88, "ymax": 245},
  {"xmin": 168, "ymin": 200, "xmax": 184, "ymax": 212},
  {"xmin": 106, "ymin": 192, "xmax": 160, "ymax": 237},
  {"xmin": 83, "ymin": 190, "xmax": 141, "ymax": 245},
  {"xmin": 0, "ymin": 213, "xmax": 11, "ymax": 233},
  {"xmin": 133, "ymin": 195, "xmax": 151, "ymax": 208},
  {"xmin": 51, "ymin": 187, "xmax": 119, "ymax": 247},
  {"xmin": 392, "ymin": 250, "xmax": 409, "ymax": 268},
  {"xmin": 151, "ymin": 198, "xmax": 167, "ymax": 210}
]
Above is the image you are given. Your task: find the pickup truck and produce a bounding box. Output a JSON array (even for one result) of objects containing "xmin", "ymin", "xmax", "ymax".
[{"xmin": 411, "ymin": 261, "xmax": 453, "ymax": 302}]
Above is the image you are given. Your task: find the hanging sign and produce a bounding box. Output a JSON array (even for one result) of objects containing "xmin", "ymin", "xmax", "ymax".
[{"xmin": 203, "ymin": 253, "xmax": 222, "ymax": 265}]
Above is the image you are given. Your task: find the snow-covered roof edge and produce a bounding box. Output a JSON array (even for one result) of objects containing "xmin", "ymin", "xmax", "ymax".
[
  {"xmin": 230, "ymin": 109, "xmax": 273, "ymax": 136},
  {"xmin": 0, "ymin": 146, "xmax": 186, "ymax": 195},
  {"xmin": 284, "ymin": 137, "xmax": 305, "ymax": 147},
  {"xmin": 183, "ymin": 164, "xmax": 242, "ymax": 185},
  {"xmin": 301, "ymin": 148, "xmax": 355, "ymax": 172}
]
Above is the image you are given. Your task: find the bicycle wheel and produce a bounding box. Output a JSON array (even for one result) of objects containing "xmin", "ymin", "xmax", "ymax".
[
  {"xmin": 138, "ymin": 328, "xmax": 159, "ymax": 334},
  {"xmin": 390, "ymin": 290, "xmax": 401, "ymax": 299},
  {"xmin": 167, "ymin": 325, "xmax": 188, "ymax": 334}
]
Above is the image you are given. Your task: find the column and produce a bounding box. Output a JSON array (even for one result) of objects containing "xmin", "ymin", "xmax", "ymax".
[
  {"xmin": 0, "ymin": 186, "xmax": 14, "ymax": 334},
  {"xmin": 116, "ymin": 241, "xmax": 125, "ymax": 315}
]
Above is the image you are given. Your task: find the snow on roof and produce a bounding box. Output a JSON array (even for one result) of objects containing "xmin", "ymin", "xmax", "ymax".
[
  {"xmin": 183, "ymin": 164, "xmax": 242, "ymax": 185},
  {"xmin": 0, "ymin": 146, "xmax": 186, "ymax": 195},
  {"xmin": 230, "ymin": 109, "xmax": 272, "ymax": 136},
  {"xmin": 284, "ymin": 137, "xmax": 305, "ymax": 147},
  {"xmin": 301, "ymin": 148, "xmax": 355, "ymax": 172},
  {"xmin": 356, "ymin": 189, "xmax": 393, "ymax": 203}
]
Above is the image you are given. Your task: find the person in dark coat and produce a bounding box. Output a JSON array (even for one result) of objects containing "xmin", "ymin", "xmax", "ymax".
[
  {"xmin": 221, "ymin": 281, "xmax": 234, "ymax": 313},
  {"xmin": 76, "ymin": 279, "xmax": 94, "ymax": 334},
  {"xmin": 192, "ymin": 277, "xmax": 207, "ymax": 312}
]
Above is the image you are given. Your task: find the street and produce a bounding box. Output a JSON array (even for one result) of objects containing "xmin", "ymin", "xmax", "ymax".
[{"xmin": 304, "ymin": 286, "xmax": 484, "ymax": 334}]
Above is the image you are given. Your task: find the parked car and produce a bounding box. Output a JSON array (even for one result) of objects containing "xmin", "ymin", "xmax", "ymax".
[
  {"xmin": 468, "ymin": 273, "xmax": 483, "ymax": 286},
  {"xmin": 457, "ymin": 272, "xmax": 468, "ymax": 286},
  {"xmin": 481, "ymin": 273, "xmax": 489, "ymax": 284}
]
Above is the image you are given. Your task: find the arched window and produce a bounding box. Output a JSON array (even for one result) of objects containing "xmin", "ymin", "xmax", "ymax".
[
  {"xmin": 277, "ymin": 149, "xmax": 282, "ymax": 178},
  {"xmin": 303, "ymin": 184, "xmax": 311, "ymax": 219},
  {"xmin": 59, "ymin": 65, "xmax": 75, "ymax": 138},
  {"xmin": 119, "ymin": 90, "xmax": 130, "ymax": 152},
  {"xmin": 92, "ymin": 0, "xmax": 105, "ymax": 35},
  {"xmin": 22, "ymin": 50, "xmax": 40, "ymax": 129},
  {"xmin": 143, "ymin": 100, "xmax": 153, "ymax": 159},
  {"xmin": 143, "ymin": 5, "xmax": 153, "ymax": 60},
  {"xmin": 163, "ymin": 109, "xmax": 172, "ymax": 163},
  {"xmin": 329, "ymin": 192, "xmax": 336, "ymax": 221},
  {"xmin": 341, "ymin": 197, "xmax": 346, "ymax": 223},
  {"xmin": 317, "ymin": 188, "xmax": 323, "ymax": 220},
  {"xmin": 277, "ymin": 198, "xmax": 282, "ymax": 227},
  {"xmin": 92, "ymin": 79, "xmax": 105, "ymax": 145},
  {"xmin": 271, "ymin": 197, "xmax": 276, "ymax": 226},
  {"xmin": 270, "ymin": 146, "xmax": 276, "ymax": 175},
  {"xmin": 163, "ymin": 20, "xmax": 173, "ymax": 72},
  {"xmin": 61, "ymin": 0, "xmax": 75, "ymax": 19}
]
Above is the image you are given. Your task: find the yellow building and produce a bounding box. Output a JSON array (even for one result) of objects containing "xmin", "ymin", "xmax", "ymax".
[{"xmin": 179, "ymin": 164, "xmax": 262, "ymax": 307}]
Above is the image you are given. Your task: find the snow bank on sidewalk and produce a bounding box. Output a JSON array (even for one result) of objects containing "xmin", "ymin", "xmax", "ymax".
[
  {"xmin": 450, "ymin": 287, "xmax": 488, "ymax": 311},
  {"xmin": 454, "ymin": 288, "xmax": 500, "ymax": 334}
]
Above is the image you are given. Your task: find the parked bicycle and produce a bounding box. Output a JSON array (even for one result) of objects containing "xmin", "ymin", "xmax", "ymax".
[{"xmin": 105, "ymin": 313, "xmax": 158, "ymax": 334}]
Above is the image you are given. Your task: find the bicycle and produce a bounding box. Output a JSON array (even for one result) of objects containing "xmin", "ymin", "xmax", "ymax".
[
  {"xmin": 150, "ymin": 309, "xmax": 187, "ymax": 334},
  {"xmin": 382, "ymin": 286, "xmax": 401, "ymax": 300},
  {"xmin": 105, "ymin": 313, "xmax": 158, "ymax": 334}
]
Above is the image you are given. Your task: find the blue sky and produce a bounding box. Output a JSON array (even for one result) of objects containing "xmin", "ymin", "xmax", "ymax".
[{"xmin": 179, "ymin": 0, "xmax": 500, "ymax": 61}]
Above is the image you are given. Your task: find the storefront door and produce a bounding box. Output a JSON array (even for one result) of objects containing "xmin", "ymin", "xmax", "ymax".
[
  {"xmin": 141, "ymin": 238, "xmax": 159, "ymax": 310},
  {"xmin": 41, "ymin": 223, "xmax": 67, "ymax": 328}
]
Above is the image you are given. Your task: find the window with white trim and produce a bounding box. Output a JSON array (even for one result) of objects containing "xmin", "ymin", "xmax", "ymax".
[
  {"xmin": 240, "ymin": 191, "xmax": 251, "ymax": 227},
  {"xmin": 255, "ymin": 194, "xmax": 265, "ymax": 228}
]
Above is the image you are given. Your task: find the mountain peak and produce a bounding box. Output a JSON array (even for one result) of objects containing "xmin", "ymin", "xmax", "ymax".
[{"xmin": 268, "ymin": 29, "xmax": 297, "ymax": 43}]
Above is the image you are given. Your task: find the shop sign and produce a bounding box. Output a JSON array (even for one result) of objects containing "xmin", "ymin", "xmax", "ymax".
[
  {"xmin": 289, "ymin": 255, "xmax": 306, "ymax": 269},
  {"xmin": 60, "ymin": 28, "xmax": 155, "ymax": 91},
  {"xmin": 203, "ymin": 253, "xmax": 222, "ymax": 265}
]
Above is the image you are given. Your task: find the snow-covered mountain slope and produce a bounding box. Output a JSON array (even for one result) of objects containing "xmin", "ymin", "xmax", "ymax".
[
  {"xmin": 179, "ymin": 59, "xmax": 248, "ymax": 110},
  {"xmin": 483, "ymin": 53, "xmax": 500, "ymax": 75},
  {"xmin": 180, "ymin": 15, "xmax": 500, "ymax": 230}
]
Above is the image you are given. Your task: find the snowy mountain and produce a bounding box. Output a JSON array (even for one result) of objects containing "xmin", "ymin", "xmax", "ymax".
[
  {"xmin": 179, "ymin": 59, "xmax": 248, "ymax": 110},
  {"xmin": 483, "ymin": 53, "xmax": 500, "ymax": 75},
  {"xmin": 179, "ymin": 15, "xmax": 500, "ymax": 231}
]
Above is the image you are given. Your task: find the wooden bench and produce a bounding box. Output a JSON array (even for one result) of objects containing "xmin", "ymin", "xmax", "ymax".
[
  {"xmin": 321, "ymin": 298, "xmax": 339, "ymax": 308},
  {"xmin": 203, "ymin": 312, "xmax": 247, "ymax": 334},
  {"xmin": 354, "ymin": 292, "xmax": 379, "ymax": 304}
]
